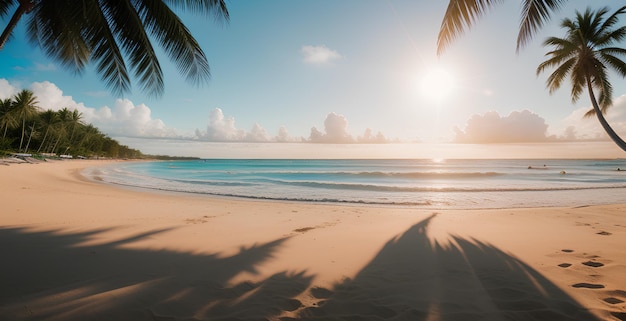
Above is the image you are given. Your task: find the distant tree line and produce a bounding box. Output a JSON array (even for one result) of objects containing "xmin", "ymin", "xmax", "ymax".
[{"xmin": 0, "ymin": 89, "xmax": 142, "ymax": 159}]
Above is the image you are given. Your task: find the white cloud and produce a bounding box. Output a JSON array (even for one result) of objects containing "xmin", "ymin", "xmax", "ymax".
[
  {"xmin": 195, "ymin": 108, "xmax": 298, "ymax": 142},
  {"xmin": 29, "ymin": 81, "xmax": 92, "ymax": 115},
  {"xmin": 0, "ymin": 79, "xmax": 18, "ymax": 99},
  {"xmin": 194, "ymin": 109, "xmax": 389, "ymax": 144},
  {"xmin": 307, "ymin": 112, "xmax": 390, "ymax": 144},
  {"xmin": 358, "ymin": 128, "xmax": 389, "ymax": 143},
  {"xmin": 97, "ymin": 99, "xmax": 176, "ymax": 137},
  {"xmin": 246, "ymin": 123, "xmax": 271, "ymax": 142},
  {"xmin": 454, "ymin": 110, "xmax": 551, "ymax": 143},
  {"xmin": 195, "ymin": 108, "xmax": 245, "ymax": 141},
  {"xmin": 558, "ymin": 94, "xmax": 626, "ymax": 141},
  {"xmin": 308, "ymin": 112, "xmax": 354, "ymax": 143},
  {"xmin": 276, "ymin": 126, "xmax": 291, "ymax": 142},
  {"xmin": 454, "ymin": 96, "xmax": 626, "ymax": 144},
  {"xmin": 301, "ymin": 45, "xmax": 342, "ymax": 64}
]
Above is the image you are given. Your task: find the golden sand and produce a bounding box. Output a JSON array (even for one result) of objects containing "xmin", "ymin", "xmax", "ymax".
[{"xmin": 1, "ymin": 159, "xmax": 625, "ymax": 320}]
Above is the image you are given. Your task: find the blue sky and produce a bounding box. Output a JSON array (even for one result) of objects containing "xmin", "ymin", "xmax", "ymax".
[{"xmin": 1, "ymin": 0, "xmax": 626, "ymax": 158}]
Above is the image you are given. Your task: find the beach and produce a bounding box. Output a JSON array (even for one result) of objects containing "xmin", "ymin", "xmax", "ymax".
[{"xmin": 1, "ymin": 159, "xmax": 625, "ymax": 320}]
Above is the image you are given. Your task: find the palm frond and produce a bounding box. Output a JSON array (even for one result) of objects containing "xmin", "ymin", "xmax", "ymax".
[
  {"xmin": 102, "ymin": 0, "xmax": 164, "ymax": 97},
  {"xmin": 590, "ymin": 61, "xmax": 612, "ymax": 110},
  {"xmin": 568, "ymin": 60, "xmax": 588, "ymax": 104},
  {"xmin": 437, "ymin": 0, "xmax": 502, "ymax": 55},
  {"xmin": 599, "ymin": 50, "xmax": 626, "ymax": 77},
  {"xmin": 27, "ymin": 1, "xmax": 90, "ymax": 74},
  {"xmin": 0, "ymin": 0, "xmax": 15, "ymax": 17},
  {"xmin": 596, "ymin": 26, "xmax": 626, "ymax": 47},
  {"xmin": 163, "ymin": 0, "xmax": 229, "ymax": 22},
  {"xmin": 536, "ymin": 37, "xmax": 576, "ymax": 75},
  {"xmin": 517, "ymin": 0, "xmax": 566, "ymax": 52},
  {"xmin": 82, "ymin": 1, "xmax": 131, "ymax": 96},
  {"xmin": 583, "ymin": 74, "xmax": 613, "ymax": 118},
  {"xmin": 544, "ymin": 58, "xmax": 574, "ymax": 93},
  {"xmin": 599, "ymin": 6, "xmax": 626, "ymax": 33},
  {"xmin": 585, "ymin": 7, "xmax": 609, "ymax": 40},
  {"xmin": 137, "ymin": 0, "xmax": 211, "ymax": 88}
]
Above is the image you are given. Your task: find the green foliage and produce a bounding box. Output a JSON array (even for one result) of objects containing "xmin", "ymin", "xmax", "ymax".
[
  {"xmin": 537, "ymin": 6, "xmax": 626, "ymax": 152},
  {"xmin": 438, "ymin": 0, "xmax": 567, "ymax": 55},
  {"xmin": 1, "ymin": 1, "xmax": 229, "ymax": 97},
  {"xmin": 0, "ymin": 92, "xmax": 142, "ymax": 159}
]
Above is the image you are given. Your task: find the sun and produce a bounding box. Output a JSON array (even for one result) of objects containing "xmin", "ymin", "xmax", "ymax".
[{"xmin": 418, "ymin": 68, "xmax": 457, "ymax": 104}]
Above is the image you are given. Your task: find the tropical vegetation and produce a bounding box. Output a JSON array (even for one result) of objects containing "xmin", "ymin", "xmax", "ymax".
[
  {"xmin": 0, "ymin": 89, "xmax": 142, "ymax": 158},
  {"xmin": 0, "ymin": 0, "xmax": 229, "ymax": 97},
  {"xmin": 437, "ymin": 0, "xmax": 568, "ymax": 54},
  {"xmin": 537, "ymin": 6, "xmax": 626, "ymax": 152}
]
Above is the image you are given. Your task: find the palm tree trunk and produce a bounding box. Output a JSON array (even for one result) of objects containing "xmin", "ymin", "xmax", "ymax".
[
  {"xmin": 0, "ymin": 3, "xmax": 28, "ymax": 51},
  {"xmin": 19, "ymin": 118, "xmax": 26, "ymax": 151},
  {"xmin": 37, "ymin": 128, "xmax": 50, "ymax": 153},
  {"xmin": 587, "ymin": 78, "xmax": 626, "ymax": 152},
  {"xmin": 24, "ymin": 122, "xmax": 35, "ymax": 152}
]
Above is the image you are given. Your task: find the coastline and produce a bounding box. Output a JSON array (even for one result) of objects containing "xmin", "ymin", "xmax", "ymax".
[{"xmin": 1, "ymin": 160, "xmax": 625, "ymax": 320}]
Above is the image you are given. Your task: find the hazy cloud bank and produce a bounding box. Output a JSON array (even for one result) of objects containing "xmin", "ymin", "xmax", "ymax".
[
  {"xmin": 454, "ymin": 99, "xmax": 626, "ymax": 144},
  {"xmin": 454, "ymin": 110, "xmax": 550, "ymax": 143},
  {"xmin": 194, "ymin": 109, "xmax": 389, "ymax": 144},
  {"xmin": 558, "ymin": 94, "xmax": 626, "ymax": 141},
  {"xmin": 6, "ymin": 78, "xmax": 625, "ymax": 146},
  {"xmin": 308, "ymin": 112, "xmax": 389, "ymax": 143},
  {"xmin": 194, "ymin": 108, "xmax": 282, "ymax": 142}
]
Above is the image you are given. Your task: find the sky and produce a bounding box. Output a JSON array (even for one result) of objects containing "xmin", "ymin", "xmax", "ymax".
[{"xmin": 1, "ymin": 0, "xmax": 626, "ymax": 159}]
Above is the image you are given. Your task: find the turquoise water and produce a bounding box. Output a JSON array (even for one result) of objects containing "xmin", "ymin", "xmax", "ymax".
[{"xmin": 84, "ymin": 159, "xmax": 626, "ymax": 209}]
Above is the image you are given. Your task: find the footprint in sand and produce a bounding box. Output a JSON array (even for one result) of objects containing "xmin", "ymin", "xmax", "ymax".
[
  {"xmin": 184, "ymin": 215, "xmax": 214, "ymax": 224},
  {"xmin": 582, "ymin": 261, "xmax": 605, "ymax": 268},
  {"xmin": 596, "ymin": 231, "xmax": 612, "ymax": 236},
  {"xmin": 603, "ymin": 297, "xmax": 625, "ymax": 305},
  {"xmin": 561, "ymin": 249, "xmax": 574, "ymax": 253},
  {"xmin": 612, "ymin": 312, "xmax": 626, "ymax": 321},
  {"xmin": 293, "ymin": 226, "xmax": 316, "ymax": 233},
  {"xmin": 572, "ymin": 283, "xmax": 605, "ymax": 289},
  {"xmin": 558, "ymin": 263, "xmax": 572, "ymax": 268}
]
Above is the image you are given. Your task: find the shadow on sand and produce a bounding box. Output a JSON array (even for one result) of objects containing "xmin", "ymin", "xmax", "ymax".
[
  {"xmin": 0, "ymin": 214, "xmax": 604, "ymax": 321},
  {"xmin": 0, "ymin": 226, "xmax": 312, "ymax": 320},
  {"xmin": 299, "ymin": 214, "xmax": 601, "ymax": 321}
]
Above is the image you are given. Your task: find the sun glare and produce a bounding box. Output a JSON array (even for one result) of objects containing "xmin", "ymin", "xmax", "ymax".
[{"xmin": 418, "ymin": 68, "xmax": 456, "ymax": 104}]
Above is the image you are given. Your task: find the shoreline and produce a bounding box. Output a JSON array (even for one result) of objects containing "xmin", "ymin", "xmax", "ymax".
[
  {"xmin": 1, "ymin": 159, "xmax": 625, "ymax": 320},
  {"xmin": 82, "ymin": 158, "xmax": 626, "ymax": 211}
]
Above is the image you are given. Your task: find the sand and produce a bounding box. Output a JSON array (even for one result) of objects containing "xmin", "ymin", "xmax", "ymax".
[{"xmin": 0, "ymin": 159, "xmax": 625, "ymax": 321}]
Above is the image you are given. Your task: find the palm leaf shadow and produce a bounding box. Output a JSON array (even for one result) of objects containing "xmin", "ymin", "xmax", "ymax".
[
  {"xmin": 0, "ymin": 226, "xmax": 312, "ymax": 320},
  {"xmin": 300, "ymin": 214, "xmax": 600, "ymax": 321}
]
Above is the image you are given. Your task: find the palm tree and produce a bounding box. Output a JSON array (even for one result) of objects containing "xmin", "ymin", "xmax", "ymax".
[
  {"xmin": 77, "ymin": 124, "xmax": 101, "ymax": 151},
  {"xmin": 23, "ymin": 121, "xmax": 37, "ymax": 152},
  {"xmin": 0, "ymin": 97, "xmax": 17, "ymax": 139},
  {"xmin": 67, "ymin": 109, "xmax": 83, "ymax": 146},
  {"xmin": 537, "ymin": 6, "xmax": 626, "ymax": 152},
  {"xmin": 36, "ymin": 109, "xmax": 58, "ymax": 153},
  {"xmin": 51, "ymin": 107, "xmax": 71, "ymax": 154},
  {"xmin": 10, "ymin": 89, "xmax": 39, "ymax": 151},
  {"xmin": 437, "ymin": 0, "xmax": 567, "ymax": 54},
  {"xmin": 0, "ymin": 1, "xmax": 229, "ymax": 97}
]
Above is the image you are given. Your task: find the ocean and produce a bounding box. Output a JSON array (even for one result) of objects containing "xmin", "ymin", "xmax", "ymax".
[{"xmin": 83, "ymin": 159, "xmax": 626, "ymax": 209}]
